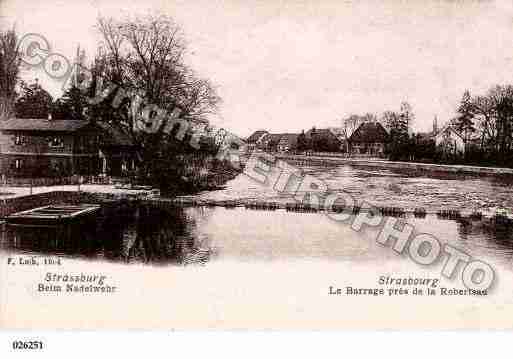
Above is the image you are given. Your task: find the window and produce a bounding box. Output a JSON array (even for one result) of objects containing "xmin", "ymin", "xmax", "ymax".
[
  {"xmin": 14, "ymin": 134, "xmax": 25, "ymax": 145},
  {"xmin": 50, "ymin": 158, "xmax": 62, "ymax": 172},
  {"xmin": 15, "ymin": 159, "xmax": 23, "ymax": 169},
  {"xmin": 49, "ymin": 137, "xmax": 64, "ymax": 148}
]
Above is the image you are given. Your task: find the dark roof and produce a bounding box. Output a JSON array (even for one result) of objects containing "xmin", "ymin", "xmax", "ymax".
[
  {"xmin": 306, "ymin": 128, "xmax": 330, "ymax": 136},
  {"xmin": 246, "ymin": 130, "xmax": 268, "ymax": 143},
  {"xmin": 277, "ymin": 133, "xmax": 299, "ymax": 146},
  {"xmin": 305, "ymin": 128, "xmax": 342, "ymax": 142},
  {"xmin": 0, "ymin": 118, "xmax": 91, "ymax": 132},
  {"xmin": 95, "ymin": 122, "xmax": 135, "ymax": 147},
  {"xmin": 349, "ymin": 122, "xmax": 389, "ymax": 143},
  {"xmin": 434, "ymin": 125, "xmax": 464, "ymax": 140},
  {"xmin": 327, "ymin": 127, "xmax": 345, "ymax": 138},
  {"xmin": 265, "ymin": 133, "xmax": 285, "ymax": 143}
]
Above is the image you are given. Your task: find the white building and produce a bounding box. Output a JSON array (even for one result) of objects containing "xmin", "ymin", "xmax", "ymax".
[{"xmin": 434, "ymin": 125, "xmax": 465, "ymax": 154}]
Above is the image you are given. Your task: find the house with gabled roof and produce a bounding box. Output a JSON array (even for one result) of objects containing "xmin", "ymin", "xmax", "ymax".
[
  {"xmin": 276, "ymin": 133, "xmax": 300, "ymax": 153},
  {"xmin": 247, "ymin": 132, "xmax": 301, "ymax": 153},
  {"xmin": 258, "ymin": 133, "xmax": 283, "ymax": 152},
  {"xmin": 246, "ymin": 130, "xmax": 269, "ymax": 150},
  {"xmin": 305, "ymin": 128, "xmax": 344, "ymax": 152},
  {"xmin": 348, "ymin": 122, "xmax": 389, "ymax": 156}
]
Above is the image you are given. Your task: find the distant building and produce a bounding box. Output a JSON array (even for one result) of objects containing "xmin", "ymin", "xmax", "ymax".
[
  {"xmin": 276, "ymin": 133, "xmax": 300, "ymax": 152},
  {"xmin": 245, "ymin": 128, "xmax": 344, "ymax": 153},
  {"xmin": 246, "ymin": 130, "xmax": 269, "ymax": 150},
  {"xmin": 305, "ymin": 128, "xmax": 344, "ymax": 152},
  {"xmin": 348, "ymin": 122, "xmax": 389, "ymax": 155},
  {"xmin": 0, "ymin": 118, "xmax": 138, "ymax": 178},
  {"xmin": 259, "ymin": 133, "xmax": 287, "ymax": 152}
]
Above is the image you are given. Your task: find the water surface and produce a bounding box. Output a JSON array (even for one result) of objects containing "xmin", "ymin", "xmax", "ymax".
[{"xmin": 1, "ymin": 164, "xmax": 512, "ymax": 267}]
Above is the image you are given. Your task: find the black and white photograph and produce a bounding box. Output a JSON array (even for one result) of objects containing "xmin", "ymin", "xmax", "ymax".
[{"xmin": 1, "ymin": 0, "xmax": 513, "ymax": 332}]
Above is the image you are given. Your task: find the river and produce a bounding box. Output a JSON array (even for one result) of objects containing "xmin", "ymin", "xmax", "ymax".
[{"xmin": 1, "ymin": 163, "xmax": 513, "ymax": 329}]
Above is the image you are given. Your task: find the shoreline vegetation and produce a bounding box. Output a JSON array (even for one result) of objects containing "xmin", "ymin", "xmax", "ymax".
[{"xmin": 158, "ymin": 156, "xmax": 242, "ymax": 196}]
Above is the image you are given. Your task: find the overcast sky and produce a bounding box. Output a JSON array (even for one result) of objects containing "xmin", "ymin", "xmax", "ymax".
[{"xmin": 2, "ymin": 0, "xmax": 513, "ymax": 136}]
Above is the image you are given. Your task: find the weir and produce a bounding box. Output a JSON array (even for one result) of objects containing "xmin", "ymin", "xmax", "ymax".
[
  {"xmin": 1, "ymin": 191, "xmax": 511, "ymax": 229},
  {"xmin": 144, "ymin": 197, "xmax": 513, "ymax": 226}
]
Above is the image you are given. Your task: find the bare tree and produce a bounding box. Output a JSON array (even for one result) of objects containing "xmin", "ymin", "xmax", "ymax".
[
  {"xmin": 381, "ymin": 110, "xmax": 400, "ymax": 132},
  {"xmin": 341, "ymin": 114, "xmax": 367, "ymax": 138},
  {"xmin": 470, "ymin": 85, "xmax": 513, "ymax": 155},
  {"xmin": 340, "ymin": 113, "xmax": 378, "ymax": 153},
  {"xmin": 86, "ymin": 14, "xmax": 226, "ymax": 190},
  {"xmin": 0, "ymin": 27, "xmax": 20, "ymax": 119},
  {"xmin": 91, "ymin": 14, "xmax": 220, "ymax": 129}
]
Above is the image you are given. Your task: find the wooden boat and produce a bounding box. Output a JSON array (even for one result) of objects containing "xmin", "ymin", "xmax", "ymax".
[{"xmin": 6, "ymin": 204, "xmax": 100, "ymax": 227}]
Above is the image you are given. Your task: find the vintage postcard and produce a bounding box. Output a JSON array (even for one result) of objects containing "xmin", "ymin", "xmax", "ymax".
[{"xmin": 0, "ymin": 0, "xmax": 513, "ymax": 331}]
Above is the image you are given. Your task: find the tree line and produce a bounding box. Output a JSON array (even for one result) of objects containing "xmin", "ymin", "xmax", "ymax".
[{"xmin": 341, "ymin": 91, "xmax": 513, "ymax": 167}]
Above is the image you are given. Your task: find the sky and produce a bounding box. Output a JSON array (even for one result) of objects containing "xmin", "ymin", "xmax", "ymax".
[{"xmin": 2, "ymin": 0, "xmax": 513, "ymax": 137}]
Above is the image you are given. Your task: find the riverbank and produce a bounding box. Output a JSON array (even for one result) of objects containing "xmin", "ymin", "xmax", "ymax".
[
  {"xmin": 155, "ymin": 155, "xmax": 242, "ymax": 196},
  {"xmin": 0, "ymin": 184, "xmax": 152, "ymax": 200},
  {"xmin": 274, "ymin": 153, "xmax": 513, "ymax": 178}
]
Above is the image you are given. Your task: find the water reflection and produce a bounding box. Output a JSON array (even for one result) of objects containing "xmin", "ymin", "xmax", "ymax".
[
  {"xmin": 453, "ymin": 216, "xmax": 513, "ymax": 263},
  {"xmin": 125, "ymin": 205, "xmax": 212, "ymax": 265},
  {"xmin": 0, "ymin": 203, "xmax": 213, "ymax": 265},
  {"xmin": 0, "ymin": 204, "xmax": 512, "ymax": 266}
]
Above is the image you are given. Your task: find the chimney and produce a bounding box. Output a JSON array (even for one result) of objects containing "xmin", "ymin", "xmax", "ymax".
[{"xmin": 433, "ymin": 115, "xmax": 438, "ymax": 134}]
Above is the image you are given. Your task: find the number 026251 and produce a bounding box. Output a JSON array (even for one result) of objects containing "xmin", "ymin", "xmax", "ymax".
[{"xmin": 12, "ymin": 340, "xmax": 44, "ymax": 350}]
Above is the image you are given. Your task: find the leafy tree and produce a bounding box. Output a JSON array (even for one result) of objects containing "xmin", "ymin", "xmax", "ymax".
[
  {"xmin": 297, "ymin": 130, "xmax": 308, "ymax": 152},
  {"xmin": 383, "ymin": 111, "xmax": 404, "ymax": 159},
  {"xmin": 411, "ymin": 133, "xmax": 435, "ymax": 161},
  {"xmin": 52, "ymin": 86, "xmax": 88, "ymax": 120},
  {"xmin": 399, "ymin": 101, "xmax": 414, "ymax": 135},
  {"xmin": 382, "ymin": 103, "xmax": 414, "ymax": 160},
  {"xmin": 0, "ymin": 27, "xmax": 20, "ymax": 118},
  {"xmin": 309, "ymin": 127, "xmax": 319, "ymax": 152},
  {"xmin": 15, "ymin": 80, "xmax": 53, "ymax": 119},
  {"xmin": 454, "ymin": 90, "xmax": 476, "ymax": 146}
]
